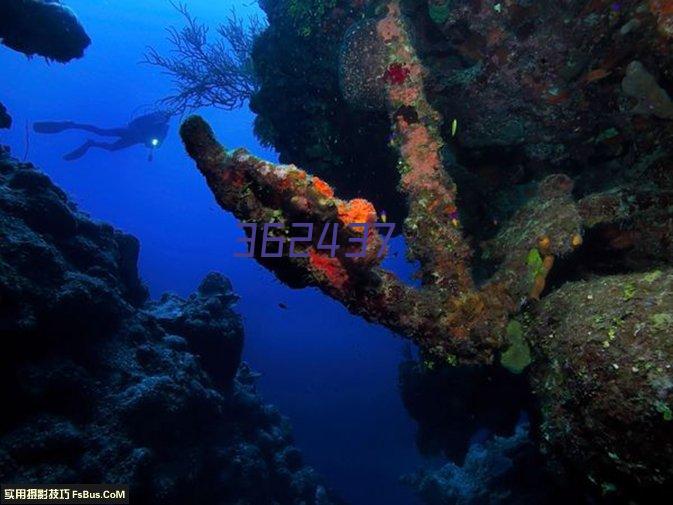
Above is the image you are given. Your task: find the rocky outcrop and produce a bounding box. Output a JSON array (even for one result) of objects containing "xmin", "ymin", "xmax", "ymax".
[
  {"xmin": 0, "ymin": 147, "xmax": 341, "ymax": 505},
  {"xmin": 252, "ymin": 0, "xmax": 673, "ymax": 243},
  {"xmin": 251, "ymin": 0, "xmax": 404, "ymax": 223},
  {"xmin": 145, "ymin": 273, "xmax": 244, "ymax": 390},
  {"xmin": 398, "ymin": 359, "xmax": 531, "ymax": 463},
  {"xmin": 0, "ymin": 0, "xmax": 90, "ymax": 62},
  {"xmin": 529, "ymin": 271, "xmax": 673, "ymax": 501},
  {"xmin": 243, "ymin": 1, "xmax": 673, "ymax": 500},
  {"xmin": 402, "ymin": 422, "xmax": 574, "ymax": 505}
]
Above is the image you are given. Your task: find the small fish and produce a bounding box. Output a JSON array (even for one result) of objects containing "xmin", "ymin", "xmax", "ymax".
[
  {"xmin": 380, "ymin": 210, "xmax": 387, "ymax": 223},
  {"xmin": 451, "ymin": 118, "xmax": 458, "ymax": 137},
  {"xmin": 448, "ymin": 208, "xmax": 460, "ymax": 223},
  {"xmin": 585, "ymin": 68, "xmax": 611, "ymax": 83},
  {"xmin": 278, "ymin": 302, "xmax": 288, "ymax": 310}
]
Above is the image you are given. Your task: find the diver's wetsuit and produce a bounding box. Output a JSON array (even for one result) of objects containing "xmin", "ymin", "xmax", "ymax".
[{"xmin": 33, "ymin": 111, "xmax": 171, "ymax": 161}]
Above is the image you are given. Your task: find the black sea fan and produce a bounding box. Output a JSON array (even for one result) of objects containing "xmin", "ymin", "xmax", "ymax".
[{"xmin": 144, "ymin": 2, "xmax": 266, "ymax": 114}]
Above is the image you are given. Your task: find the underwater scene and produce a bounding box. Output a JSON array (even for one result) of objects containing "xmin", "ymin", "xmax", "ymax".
[{"xmin": 1, "ymin": 0, "xmax": 672, "ymax": 504}]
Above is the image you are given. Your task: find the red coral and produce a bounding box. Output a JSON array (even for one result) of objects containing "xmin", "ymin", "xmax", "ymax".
[
  {"xmin": 383, "ymin": 63, "xmax": 410, "ymax": 85},
  {"xmin": 308, "ymin": 249, "xmax": 349, "ymax": 289}
]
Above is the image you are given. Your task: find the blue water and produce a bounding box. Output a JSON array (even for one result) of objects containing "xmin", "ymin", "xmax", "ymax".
[{"xmin": 0, "ymin": 1, "xmax": 425, "ymax": 503}]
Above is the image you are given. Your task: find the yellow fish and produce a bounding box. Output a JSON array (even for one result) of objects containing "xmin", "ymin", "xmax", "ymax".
[{"xmin": 451, "ymin": 119, "xmax": 458, "ymax": 137}]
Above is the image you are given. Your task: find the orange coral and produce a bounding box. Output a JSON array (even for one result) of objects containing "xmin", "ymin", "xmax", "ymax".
[
  {"xmin": 571, "ymin": 233, "xmax": 583, "ymax": 248},
  {"xmin": 290, "ymin": 169, "xmax": 307, "ymax": 181},
  {"xmin": 376, "ymin": 2, "xmax": 403, "ymax": 42},
  {"xmin": 337, "ymin": 198, "xmax": 376, "ymax": 225},
  {"xmin": 399, "ymin": 124, "xmax": 443, "ymax": 188},
  {"xmin": 530, "ymin": 274, "xmax": 547, "ymax": 300},
  {"xmin": 312, "ymin": 176, "xmax": 334, "ymax": 198},
  {"xmin": 308, "ymin": 249, "xmax": 349, "ymax": 289}
]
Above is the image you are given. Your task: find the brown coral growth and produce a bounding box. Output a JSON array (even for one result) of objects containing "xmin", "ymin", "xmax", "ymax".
[{"xmin": 179, "ymin": 2, "xmax": 584, "ymax": 365}]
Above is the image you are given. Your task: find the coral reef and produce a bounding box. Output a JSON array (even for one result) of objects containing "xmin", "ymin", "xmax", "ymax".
[
  {"xmin": 339, "ymin": 19, "xmax": 389, "ymax": 111},
  {"xmin": 0, "ymin": 0, "xmax": 90, "ymax": 62},
  {"xmin": 182, "ymin": 0, "xmax": 673, "ymax": 499},
  {"xmin": 0, "ymin": 147, "xmax": 341, "ymax": 505},
  {"xmin": 180, "ymin": 1, "xmax": 587, "ymax": 363},
  {"xmin": 145, "ymin": 274, "xmax": 244, "ymax": 390},
  {"xmin": 529, "ymin": 271, "xmax": 673, "ymax": 499},
  {"xmin": 398, "ymin": 359, "xmax": 531, "ymax": 463},
  {"xmin": 251, "ymin": 0, "xmax": 405, "ymax": 223},
  {"xmin": 402, "ymin": 422, "xmax": 574, "ymax": 505},
  {"xmin": 0, "ymin": 102, "xmax": 10, "ymax": 129},
  {"xmin": 252, "ymin": 0, "xmax": 673, "ymax": 239},
  {"xmin": 409, "ymin": 0, "xmax": 673, "ymax": 188},
  {"xmin": 181, "ymin": 114, "xmax": 518, "ymax": 364},
  {"xmin": 183, "ymin": 2, "xmax": 581, "ymax": 364}
]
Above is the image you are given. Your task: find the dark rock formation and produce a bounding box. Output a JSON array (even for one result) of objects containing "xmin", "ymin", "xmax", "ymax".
[
  {"xmin": 251, "ymin": 0, "xmax": 406, "ymax": 225},
  {"xmin": 0, "ymin": 102, "xmax": 10, "ymax": 129},
  {"xmin": 529, "ymin": 271, "xmax": 673, "ymax": 501},
  {"xmin": 402, "ymin": 422, "xmax": 575, "ymax": 505},
  {"xmin": 0, "ymin": 0, "xmax": 91, "ymax": 62},
  {"xmin": 145, "ymin": 273, "xmax": 244, "ymax": 390},
  {"xmin": 398, "ymin": 360, "xmax": 531, "ymax": 463},
  {"xmin": 245, "ymin": 1, "xmax": 673, "ymax": 500},
  {"xmin": 0, "ymin": 147, "xmax": 341, "ymax": 505},
  {"xmin": 252, "ymin": 0, "xmax": 673, "ymax": 243}
]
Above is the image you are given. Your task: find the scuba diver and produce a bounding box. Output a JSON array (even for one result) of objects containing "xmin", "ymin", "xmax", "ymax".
[{"xmin": 33, "ymin": 110, "xmax": 171, "ymax": 161}]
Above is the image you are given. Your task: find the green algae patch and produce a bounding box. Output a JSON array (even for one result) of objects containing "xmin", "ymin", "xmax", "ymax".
[
  {"xmin": 622, "ymin": 283, "xmax": 637, "ymax": 301},
  {"xmin": 526, "ymin": 248, "xmax": 546, "ymax": 286},
  {"xmin": 655, "ymin": 401, "xmax": 673, "ymax": 421},
  {"xmin": 527, "ymin": 247, "xmax": 543, "ymax": 270},
  {"xmin": 286, "ymin": 0, "xmax": 337, "ymax": 37},
  {"xmin": 595, "ymin": 128, "xmax": 619, "ymax": 144},
  {"xmin": 428, "ymin": 1, "xmax": 451, "ymax": 25},
  {"xmin": 650, "ymin": 313, "xmax": 673, "ymax": 331},
  {"xmin": 500, "ymin": 320, "xmax": 532, "ymax": 374},
  {"xmin": 644, "ymin": 270, "xmax": 662, "ymax": 283}
]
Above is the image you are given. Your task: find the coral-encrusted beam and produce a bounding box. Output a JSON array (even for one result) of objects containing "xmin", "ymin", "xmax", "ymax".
[
  {"xmin": 378, "ymin": 1, "xmax": 473, "ymax": 295},
  {"xmin": 181, "ymin": 116, "xmax": 506, "ymax": 364}
]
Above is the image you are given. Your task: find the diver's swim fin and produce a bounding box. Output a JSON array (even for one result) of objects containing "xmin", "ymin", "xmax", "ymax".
[
  {"xmin": 33, "ymin": 121, "xmax": 77, "ymax": 134},
  {"xmin": 63, "ymin": 140, "xmax": 93, "ymax": 161}
]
